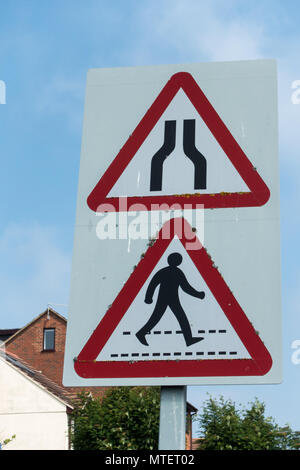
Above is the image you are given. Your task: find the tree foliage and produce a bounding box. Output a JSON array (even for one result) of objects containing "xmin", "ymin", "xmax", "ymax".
[
  {"xmin": 196, "ymin": 395, "xmax": 300, "ymax": 450},
  {"xmin": 71, "ymin": 387, "xmax": 160, "ymax": 450}
]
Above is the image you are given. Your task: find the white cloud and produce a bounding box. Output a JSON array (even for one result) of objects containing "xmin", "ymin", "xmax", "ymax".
[
  {"xmin": 0, "ymin": 223, "xmax": 71, "ymax": 328},
  {"xmin": 128, "ymin": 0, "xmax": 264, "ymax": 64}
]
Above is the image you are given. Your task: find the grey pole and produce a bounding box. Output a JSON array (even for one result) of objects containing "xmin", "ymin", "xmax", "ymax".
[{"xmin": 158, "ymin": 385, "xmax": 187, "ymax": 450}]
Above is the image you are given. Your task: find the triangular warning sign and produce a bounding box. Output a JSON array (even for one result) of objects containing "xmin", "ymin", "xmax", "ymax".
[
  {"xmin": 87, "ymin": 72, "xmax": 270, "ymax": 213},
  {"xmin": 74, "ymin": 218, "xmax": 272, "ymax": 380}
]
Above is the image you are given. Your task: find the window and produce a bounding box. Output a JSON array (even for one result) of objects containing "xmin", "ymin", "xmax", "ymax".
[{"xmin": 43, "ymin": 328, "xmax": 55, "ymax": 351}]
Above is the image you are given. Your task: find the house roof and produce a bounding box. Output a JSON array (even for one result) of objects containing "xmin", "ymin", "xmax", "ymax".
[
  {"xmin": 0, "ymin": 329, "xmax": 20, "ymax": 342},
  {"xmin": 187, "ymin": 401, "xmax": 198, "ymax": 414},
  {"xmin": 0, "ymin": 349, "xmax": 75, "ymax": 408},
  {"xmin": 0, "ymin": 328, "xmax": 20, "ymax": 336},
  {"xmin": 2, "ymin": 307, "xmax": 66, "ymax": 346}
]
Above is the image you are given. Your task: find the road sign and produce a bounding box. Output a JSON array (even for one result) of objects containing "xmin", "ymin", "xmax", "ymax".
[
  {"xmin": 63, "ymin": 60, "xmax": 281, "ymax": 387},
  {"xmin": 87, "ymin": 71, "xmax": 270, "ymax": 213},
  {"xmin": 74, "ymin": 218, "xmax": 272, "ymax": 380}
]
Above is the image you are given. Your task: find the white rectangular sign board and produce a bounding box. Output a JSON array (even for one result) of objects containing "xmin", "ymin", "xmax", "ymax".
[{"xmin": 63, "ymin": 60, "xmax": 281, "ymax": 386}]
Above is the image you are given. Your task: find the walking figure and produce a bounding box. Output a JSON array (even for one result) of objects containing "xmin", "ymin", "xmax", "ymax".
[{"xmin": 136, "ymin": 252, "xmax": 205, "ymax": 347}]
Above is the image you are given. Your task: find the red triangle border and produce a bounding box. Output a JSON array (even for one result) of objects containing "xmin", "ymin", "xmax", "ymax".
[
  {"xmin": 87, "ymin": 72, "xmax": 270, "ymax": 212},
  {"xmin": 74, "ymin": 218, "xmax": 272, "ymax": 380}
]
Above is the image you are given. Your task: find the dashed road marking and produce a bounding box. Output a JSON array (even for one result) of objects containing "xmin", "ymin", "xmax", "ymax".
[
  {"xmin": 110, "ymin": 350, "xmax": 237, "ymax": 359},
  {"xmin": 122, "ymin": 329, "xmax": 227, "ymax": 335}
]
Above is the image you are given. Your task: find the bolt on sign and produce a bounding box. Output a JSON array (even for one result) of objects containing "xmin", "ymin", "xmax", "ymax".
[{"xmin": 63, "ymin": 60, "xmax": 281, "ymax": 387}]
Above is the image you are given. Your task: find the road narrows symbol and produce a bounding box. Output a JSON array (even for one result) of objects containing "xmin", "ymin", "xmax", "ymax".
[{"xmin": 87, "ymin": 72, "xmax": 270, "ymax": 212}]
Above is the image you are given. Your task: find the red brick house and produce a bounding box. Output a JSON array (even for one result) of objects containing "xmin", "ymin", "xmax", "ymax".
[
  {"xmin": 1, "ymin": 307, "xmax": 197, "ymax": 449},
  {"xmin": 2, "ymin": 307, "xmax": 107, "ymax": 399}
]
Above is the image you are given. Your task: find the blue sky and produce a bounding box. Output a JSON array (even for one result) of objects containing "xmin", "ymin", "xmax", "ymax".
[{"xmin": 1, "ymin": 0, "xmax": 300, "ymax": 436}]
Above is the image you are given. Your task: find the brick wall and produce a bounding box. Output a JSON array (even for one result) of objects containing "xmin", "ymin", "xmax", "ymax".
[
  {"xmin": 5, "ymin": 311, "xmax": 66, "ymax": 384},
  {"xmin": 4, "ymin": 310, "xmax": 107, "ymax": 398}
]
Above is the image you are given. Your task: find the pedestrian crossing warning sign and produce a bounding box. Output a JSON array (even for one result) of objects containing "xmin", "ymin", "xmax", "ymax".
[
  {"xmin": 74, "ymin": 218, "xmax": 272, "ymax": 380},
  {"xmin": 87, "ymin": 72, "xmax": 270, "ymax": 213}
]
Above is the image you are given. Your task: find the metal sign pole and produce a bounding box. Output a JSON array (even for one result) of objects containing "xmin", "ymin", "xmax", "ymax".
[{"xmin": 158, "ymin": 386, "xmax": 187, "ymax": 450}]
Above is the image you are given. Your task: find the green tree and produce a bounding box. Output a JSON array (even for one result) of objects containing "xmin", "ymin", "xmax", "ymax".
[
  {"xmin": 196, "ymin": 396, "xmax": 300, "ymax": 450},
  {"xmin": 71, "ymin": 387, "xmax": 160, "ymax": 450}
]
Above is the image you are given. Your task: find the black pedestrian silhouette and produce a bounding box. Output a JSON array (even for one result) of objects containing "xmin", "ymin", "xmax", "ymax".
[{"xmin": 136, "ymin": 252, "xmax": 205, "ymax": 347}]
